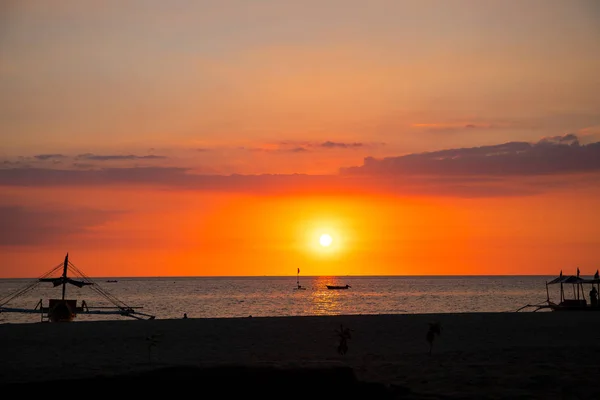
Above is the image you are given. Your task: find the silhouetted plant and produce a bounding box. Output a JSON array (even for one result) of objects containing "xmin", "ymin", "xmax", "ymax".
[
  {"xmin": 146, "ymin": 334, "xmax": 162, "ymax": 363},
  {"xmin": 426, "ymin": 322, "xmax": 442, "ymax": 355},
  {"xmin": 335, "ymin": 324, "xmax": 352, "ymax": 355}
]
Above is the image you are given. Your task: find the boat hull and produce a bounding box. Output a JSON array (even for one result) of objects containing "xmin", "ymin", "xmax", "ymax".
[
  {"xmin": 326, "ymin": 285, "xmax": 350, "ymax": 290},
  {"xmin": 47, "ymin": 299, "xmax": 77, "ymax": 322},
  {"xmin": 551, "ymin": 299, "xmax": 600, "ymax": 311}
]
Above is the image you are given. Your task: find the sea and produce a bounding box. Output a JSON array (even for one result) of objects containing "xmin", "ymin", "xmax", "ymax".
[{"xmin": 0, "ymin": 275, "xmax": 556, "ymax": 324}]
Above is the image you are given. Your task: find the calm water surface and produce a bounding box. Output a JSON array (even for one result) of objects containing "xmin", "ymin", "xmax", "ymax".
[{"xmin": 0, "ymin": 275, "xmax": 554, "ymax": 324}]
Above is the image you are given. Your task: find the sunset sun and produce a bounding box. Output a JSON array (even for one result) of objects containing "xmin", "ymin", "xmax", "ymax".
[
  {"xmin": 302, "ymin": 216, "xmax": 345, "ymax": 257},
  {"xmin": 319, "ymin": 234, "xmax": 333, "ymax": 247}
]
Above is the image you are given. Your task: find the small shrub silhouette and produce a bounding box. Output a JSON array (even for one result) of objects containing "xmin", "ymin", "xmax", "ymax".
[
  {"xmin": 426, "ymin": 322, "xmax": 442, "ymax": 355},
  {"xmin": 335, "ymin": 324, "xmax": 352, "ymax": 355},
  {"xmin": 146, "ymin": 334, "xmax": 162, "ymax": 363}
]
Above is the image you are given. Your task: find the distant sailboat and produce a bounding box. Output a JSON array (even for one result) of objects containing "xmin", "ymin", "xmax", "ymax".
[{"xmin": 295, "ymin": 268, "xmax": 306, "ymax": 290}]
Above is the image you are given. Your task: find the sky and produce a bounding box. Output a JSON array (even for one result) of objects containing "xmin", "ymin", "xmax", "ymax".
[{"xmin": 1, "ymin": 0, "xmax": 599, "ymax": 278}]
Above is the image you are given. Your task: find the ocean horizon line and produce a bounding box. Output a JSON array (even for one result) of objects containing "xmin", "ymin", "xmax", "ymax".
[{"xmin": 0, "ymin": 273, "xmax": 563, "ymax": 280}]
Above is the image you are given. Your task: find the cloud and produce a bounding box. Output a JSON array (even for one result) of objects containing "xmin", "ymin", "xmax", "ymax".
[
  {"xmin": 537, "ymin": 133, "xmax": 579, "ymax": 146},
  {"xmin": 239, "ymin": 140, "xmax": 383, "ymax": 153},
  {"xmin": 0, "ymin": 167, "xmax": 328, "ymax": 191},
  {"xmin": 2, "ymin": 160, "xmax": 21, "ymax": 166},
  {"xmin": 341, "ymin": 135, "xmax": 600, "ymax": 176},
  {"xmin": 76, "ymin": 153, "xmax": 167, "ymax": 161},
  {"xmin": 72, "ymin": 162, "xmax": 97, "ymax": 169},
  {"xmin": 242, "ymin": 145, "xmax": 310, "ymax": 153},
  {"xmin": 0, "ymin": 167, "xmax": 192, "ymax": 187},
  {"xmin": 0, "ymin": 205, "xmax": 121, "ymax": 246},
  {"xmin": 577, "ymin": 126, "xmax": 600, "ymax": 143},
  {"xmin": 1, "ymin": 153, "xmax": 169, "ymax": 169},
  {"xmin": 34, "ymin": 154, "xmax": 66, "ymax": 160},
  {"xmin": 411, "ymin": 120, "xmax": 536, "ymax": 133},
  {"xmin": 320, "ymin": 141, "xmax": 364, "ymax": 149},
  {"xmin": 0, "ymin": 165, "xmax": 591, "ymax": 199},
  {"xmin": 1, "ymin": 135, "xmax": 599, "ymax": 198}
]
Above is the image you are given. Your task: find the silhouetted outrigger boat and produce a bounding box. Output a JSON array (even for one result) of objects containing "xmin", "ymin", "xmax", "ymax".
[
  {"xmin": 326, "ymin": 284, "xmax": 351, "ymax": 290},
  {"xmin": 0, "ymin": 253, "xmax": 155, "ymax": 322},
  {"xmin": 517, "ymin": 269, "xmax": 600, "ymax": 312}
]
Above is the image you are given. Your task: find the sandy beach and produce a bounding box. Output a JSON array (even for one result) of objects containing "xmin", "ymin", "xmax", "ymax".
[{"xmin": 1, "ymin": 312, "xmax": 600, "ymax": 398}]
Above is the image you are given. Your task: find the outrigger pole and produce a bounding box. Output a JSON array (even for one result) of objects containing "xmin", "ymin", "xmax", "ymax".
[{"xmin": 61, "ymin": 253, "xmax": 68, "ymax": 300}]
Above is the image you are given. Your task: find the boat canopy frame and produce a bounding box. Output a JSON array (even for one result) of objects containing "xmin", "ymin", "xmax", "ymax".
[
  {"xmin": 0, "ymin": 253, "xmax": 155, "ymax": 322},
  {"xmin": 516, "ymin": 270, "xmax": 600, "ymax": 312}
]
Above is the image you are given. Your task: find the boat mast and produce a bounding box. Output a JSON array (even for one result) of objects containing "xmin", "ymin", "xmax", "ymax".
[{"xmin": 61, "ymin": 253, "xmax": 69, "ymax": 300}]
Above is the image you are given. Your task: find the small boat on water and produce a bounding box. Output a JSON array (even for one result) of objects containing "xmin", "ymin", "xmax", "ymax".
[
  {"xmin": 326, "ymin": 284, "xmax": 351, "ymax": 290},
  {"xmin": 517, "ymin": 269, "xmax": 600, "ymax": 312},
  {"xmin": 0, "ymin": 253, "xmax": 155, "ymax": 322},
  {"xmin": 294, "ymin": 268, "xmax": 306, "ymax": 290}
]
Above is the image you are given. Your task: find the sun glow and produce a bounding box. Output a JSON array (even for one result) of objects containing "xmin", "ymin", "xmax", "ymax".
[
  {"xmin": 319, "ymin": 233, "xmax": 333, "ymax": 247},
  {"xmin": 294, "ymin": 201, "xmax": 355, "ymax": 262}
]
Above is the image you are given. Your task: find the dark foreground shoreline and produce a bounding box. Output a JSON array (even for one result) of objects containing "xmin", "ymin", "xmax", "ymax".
[
  {"xmin": 5, "ymin": 365, "xmax": 412, "ymax": 398},
  {"xmin": 2, "ymin": 313, "xmax": 600, "ymax": 398}
]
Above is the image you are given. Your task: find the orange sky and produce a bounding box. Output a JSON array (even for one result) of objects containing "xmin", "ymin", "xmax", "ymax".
[
  {"xmin": 1, "ymin": 172, "xmax": 599, "ymax": 278},
  {"xmin": 1, "ymin": 1, "xmax": 599, "ymax": 277}
]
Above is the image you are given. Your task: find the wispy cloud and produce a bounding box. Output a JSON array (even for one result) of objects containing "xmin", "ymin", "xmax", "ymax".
[
  {"xmin": 1, "ymin": 135, "xmax": 599, "ymax": 198},
  {"xmin": 411, "ymin": 120, "xmax": 536, "ymax": 133},
  {"xmin": 2, "ymin": 153, "xmax": 168, "ymax": 169},
  {"xmin": 76, "ymin": 153, "xmax": 167, "ymax": 161},
  {"xmin": 241, "ymin": 140, "xmax": 383, "ymax": 153},
  {"xmin": 320, "ymin": 141, "xmax": 364, "ymax": 149},
  {"xmin": 2, "ymin": 160, "xmax": 21, "ymax": 166},
  {"xmin": 242, "ymin": 145, "xmax": 309, "ymax": 153},
  {"xmin": 34, "ymin": 154, "xmax": 66, "ymax": 160},
  {"xmin": 0, "ymin": 165, "xmax": 581, "ymax": 198}
]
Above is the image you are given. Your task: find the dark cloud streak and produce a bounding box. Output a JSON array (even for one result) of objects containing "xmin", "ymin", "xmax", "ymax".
[
  {"xmin": 341, "ymin": 136, "xmax": 600, "ymax": 176},
  {"xmin": 320, "ymin": 141, "xmax": 364, "ymax": 149},
  {"xmin": 0, "ymin": 166, "xmax": 585, "ymax": 198},
  {"xmin": 241, "ymin": 141, "xmax": 381, "ymax": 153},
  {"xmin": 34, "ymin": 154, "xmax": 66, "ymax": 160},
  {"xmin": 1, "ymin": 136, "xmax": 599, "ymax": 198},
  {"xmin": 76, "ymin": 153, "xmax": 167, "ymax": 161}
]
